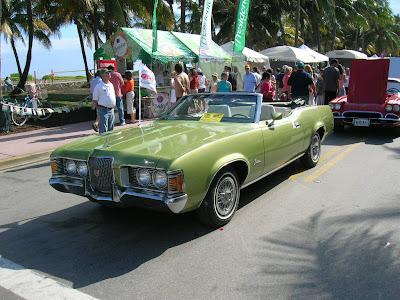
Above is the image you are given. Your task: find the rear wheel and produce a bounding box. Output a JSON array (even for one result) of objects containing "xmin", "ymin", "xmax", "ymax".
[
  {"xmin": 37, "ymin": 100, "xmax": 53, "ymax": 120},
  {"xmin": 301, "ymin": 132, "xmax": 321, "ymax": 168},
  {"xmin": 196, "ymin": 166, "xmax": 240, "ymax": 227}
]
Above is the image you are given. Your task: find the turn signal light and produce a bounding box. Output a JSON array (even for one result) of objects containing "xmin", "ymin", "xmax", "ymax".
[
  {"xmin": 51, "ymin": 161, "xmax": 58, "ymax": 174},
  {"xmin": 168, "ymin": 174, "xmax": 184, "ymax": 193}
]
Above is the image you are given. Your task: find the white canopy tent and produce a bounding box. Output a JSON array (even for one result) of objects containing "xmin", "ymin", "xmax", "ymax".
[
  {"xmin": 299, "ymin": 44, "xmax": 329, "ymax": 62},
  {"xmin": 221, "ymin": 41, "xmax": 270, "ymax": 64},
  {"xmin": 325, "ymin": 50, "xmax": 368, "ymax": 59},
  {"xmin": 260, "ymin": 46, "xmax": 320, "ymax": 63}
]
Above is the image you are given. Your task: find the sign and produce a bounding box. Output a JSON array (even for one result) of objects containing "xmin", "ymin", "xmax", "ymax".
[
  {"xmin": 98, "ymin": 60, "xmax": 117, "ymax": 70},
  {"xmin": 200, "ymin": 113, "xmax": 224, "ymax": 122},
  {"xmin": 150, "ymin": 91, "xmax": 170, "ymax": 118},
  {"xmin": 112, "ymin": 33, "xmax": 129, "ymax": 58}
]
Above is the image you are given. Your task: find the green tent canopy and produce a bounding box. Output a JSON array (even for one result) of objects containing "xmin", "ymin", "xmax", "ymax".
[{"xmin": 93, "ymin": 28, "xmax": 231, "ymax": 64}]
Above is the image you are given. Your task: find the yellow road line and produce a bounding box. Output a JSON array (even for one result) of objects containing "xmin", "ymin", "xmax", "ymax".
[
  {"xmin": 289, "ymin": 137, "xmax": 356, "ymax": 180},
  {"xmin": 303, "ymin": 141, "xmax": 363, "ymax": 182}
]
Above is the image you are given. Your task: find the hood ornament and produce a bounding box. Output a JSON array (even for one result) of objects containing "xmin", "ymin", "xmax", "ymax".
[{"xmin": 142, "ymin": 159, "xmax": 155, "ymax": 165}]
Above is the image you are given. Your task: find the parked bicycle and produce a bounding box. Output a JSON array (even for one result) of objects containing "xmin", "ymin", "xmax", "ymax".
[{"xmin": 11, "ymin": 87, "xmax": 53, "ymax": 126}]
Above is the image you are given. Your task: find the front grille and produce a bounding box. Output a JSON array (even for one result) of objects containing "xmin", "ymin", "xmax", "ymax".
[
  {"xmin": 88, "ymin": 157, "xmax": 114, "ymax": 193},
  {"xmin": 343, "ymin": 111, "xmax": 382, "ymax": 119}
]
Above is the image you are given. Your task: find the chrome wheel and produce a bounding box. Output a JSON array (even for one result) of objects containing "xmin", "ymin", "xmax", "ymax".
[
  {"xmin": 214, "ymin": 174, "xmax": 238, "ymax": 218},
  {"xmin": 310, "ymin": 134, "xmax": 321, "ymax": 163}
]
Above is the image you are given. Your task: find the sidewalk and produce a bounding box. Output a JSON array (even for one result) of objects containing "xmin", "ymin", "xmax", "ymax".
[{"xmin": 0, "ymin": 119, "xmax": 155, "ymax": 171}]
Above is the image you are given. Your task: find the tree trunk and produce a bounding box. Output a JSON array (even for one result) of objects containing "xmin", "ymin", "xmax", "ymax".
[
  {"xmin": 181, "ymin": 0, "xmax": 186, "ymax": 32},
  {"xmin": 13, "ymin": 0, "xmax": 34, "ymax": 96},
  {"xmin": 278, "ymin": 14, "xmax": 286, "ymax": 45},
  {"xmin": 331, "ymin": 26, "xmax": 336, "ymax": 50},
  {"xmin": 11, "ymin": 38, "xmax": 22, "ymax": 76},
  {"xmin": 354, "ymin": 28, "xmax": 358, "ymax": 50},
  {"xmin": 92, "ymin": 4, "xmax": 100, "ymax": 50},
  {"xmin": 295, "ymin": 0, "xmax": 300, "ymax": 47},
  {"xmin": 233, "ymin": 0, "xmax": 240, "ymax": 41},
  {"xmin": 76, "ymin": 21, "xmax": 91, "ymax": 83},
  {"xmin": 104, "ymin": 0, "xmax": 111, "ymax": 39},
  {"xmin": 361, "ymin": 30, "xmax": 365, "ymax": 52}
]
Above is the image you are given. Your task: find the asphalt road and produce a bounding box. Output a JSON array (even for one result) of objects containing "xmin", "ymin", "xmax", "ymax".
[{"xmin": 1, "ymin": 127, "xmax": 399, "ymax": 300}]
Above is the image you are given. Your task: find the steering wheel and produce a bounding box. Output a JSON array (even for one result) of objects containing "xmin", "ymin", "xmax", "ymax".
[
  {"xmin": 231, "ymin": 113, "xmax": 250, "ymax": 118},
  {"xmin": 387, "ymin": 88, "xmax": 400, "ymax": 94}
]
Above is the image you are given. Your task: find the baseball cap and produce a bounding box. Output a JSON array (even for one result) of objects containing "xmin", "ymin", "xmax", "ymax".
[
  {"xmin": 98, "ymin": 69, "xmax": 111, "ymax": 75},
  {"xmin": 282, "ymin": 64, "xmax": 288, "ymax": 70},
  {"xmin": 196, "ymin": 68, "xmax": 202, "ymax": 73},
  {"xmin": 297, "ymin": 61, "xmax": 305, "ymax": 68},
  {"xmin": 212, "ymin": 72, "xmax": 218, "ymax": 77},
  {"xmin": 245, "ymin": 64, "xmax": 251, "ymax": 69}
]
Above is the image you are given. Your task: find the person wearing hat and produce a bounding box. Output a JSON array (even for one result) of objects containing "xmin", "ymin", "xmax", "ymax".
[
  {"xmin": 287, "ymin": 61, "xmax": 316, "ymax": 104},
  {"xmin": 243, "ymin": 64, "xmax": 257, "ymax": 92},
  {"xmin": 196, "ymin": 68, "xmax": 208, "ymax": 93},
  {"xmin": 92, "ymin": 69, "xmax": 116, "ymax": 134},
  {"xmin": 208, "ymin": 72, "xmax": 220, "ymax": 93}
]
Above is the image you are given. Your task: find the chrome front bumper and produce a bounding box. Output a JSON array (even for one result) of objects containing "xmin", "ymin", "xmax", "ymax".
[{"xmin": 49, "ymin": 177, "xmax": 188, "ymax": 214}]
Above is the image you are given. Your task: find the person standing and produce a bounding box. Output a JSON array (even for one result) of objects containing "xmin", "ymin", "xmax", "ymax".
[
  {"xmin": 243, "ymin": 65, "xmax": 257, "ymax": 92},
  {"xmin": 108, "ymin": 65, "xmax": 125, "ymax": 125},
  {"xmin": 224, "ymin": 66, "xmax": 237, "ymax": 91},
  {"xmin": 316, "ymin": 69, "xmax": 325, "ymax": 105},
  {"xmin": 156, "ymin": 70, "xmax": 168, "ymax": 87},
  {"xmin": 208, "ymin": 73, "xmax": 220, "ymax": 93},
  {"xmin": 92, "ymin": 70, "xmax": 116, "ymax": 134},
  {"xmin": 197, "ymin": 68, "xmax": 208, "ymax": 93},
  {"xmin": 338, "ymin": 64, "xmax": 347, "ymax": 96},
  {"xmin": 4, "ymin": 77, "xmax": 14, "ymax": 92},
  {"xmin": 124, "ymin": 71, "xmax": 136, "ymax": 123},
  {"xmin": 170, "ymin": 71, "xmax": 177, "ymax": 105},
  {"xmin": 288, "ymin": 61, "xmax": 316, "ymax": 104},
  {"xmin": 189, "ymin": 68, "xmax": 199, "ymax": 94},
  {"xmin": 260, "ymin": 72, "xmax": 274, "ymax": 101},
  {"xmin": 323, "ymin": 59, "xmax": 340, "ymax": 105},
  {"xmin": 252, "ymin": 67, "xmax": 262, "ymax": 88},
  {"xmin": 174, "ymin": 63, "xmax": 190, "ymax": 100},
  {"xmin": 276, "ymin": 67, "xmax": 285, "ymax": 98},
  {"xmin": 216, "ymin": 73, "xmax": 232, "ymax": 92},
  {"xmin": 90, "ymin": 71, "xmax": 102, "ymax": 132},
  {"xmin": 282, "ymin": 66, "xmax": 292, "ymax": 96}
]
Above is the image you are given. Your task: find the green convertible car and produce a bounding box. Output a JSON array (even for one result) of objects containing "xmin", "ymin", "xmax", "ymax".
[{"xmin": 49, "ymin": 93, "xmax": 333, "ymax": 227}]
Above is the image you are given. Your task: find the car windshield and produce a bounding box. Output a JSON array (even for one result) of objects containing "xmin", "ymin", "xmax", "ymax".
[
  {"xmin": 387, "ymin": 79, "xmax": 400, "ymax": 94},
  {"xmin": 159, "ymin": 93, "xmax": 259, "ymax": 123}
]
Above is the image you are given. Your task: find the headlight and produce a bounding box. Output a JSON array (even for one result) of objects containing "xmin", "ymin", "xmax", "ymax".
[
  {"xmin": 393, "ymin": 105, "xmax": 400, "ymax": 112},
  {"xmin": 329, "ymin": 104, "xmax": 334, "ymax": 110},
  {"xmin": 335, "ymin": 104, "xmax": 341, "ymax": 110},
  {"xmin": 137, "ymin": 169, "xmax": 151, "ymax": 186},
  {"xmin": 77, "ymin": 161, "xmax": 88, "ymax": 177},
  {"xmin": 66, "ymin": 160, "xmax": 76, "ymax": 174},
  {"xmin": 153, "ymin": 170, "xmax": 167, "ymax": 188},
  {"xmin": 385, "ymin": 105, "xmax": 393, "ymax": 112}
]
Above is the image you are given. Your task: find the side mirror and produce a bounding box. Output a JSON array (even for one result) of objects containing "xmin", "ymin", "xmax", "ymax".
[{"xmin": 272, "ymin": 111, "xmax": 283, "ymax": 120}]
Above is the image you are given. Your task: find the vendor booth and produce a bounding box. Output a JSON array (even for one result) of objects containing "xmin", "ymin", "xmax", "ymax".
[
  {"xmin": 299, "ymin": 44, "xmax": 329, "ymax": 62},
  {"xmin": 325, "ymin": 49, "xmax": 368, "ymax": 67},
  {"xmin": 93, "ymin": 27, "xmax": 232, "ymax": 118}
]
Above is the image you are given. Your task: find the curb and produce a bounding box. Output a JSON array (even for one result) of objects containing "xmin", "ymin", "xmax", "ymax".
[{"xmin": 0, "ymin": 150, "xmax": 53, "ymax": 172}]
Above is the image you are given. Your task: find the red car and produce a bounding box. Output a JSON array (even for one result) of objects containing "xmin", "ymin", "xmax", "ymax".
[{"xmin": 329, "ymin": 59, "xmax": 400, "ymax": 129}]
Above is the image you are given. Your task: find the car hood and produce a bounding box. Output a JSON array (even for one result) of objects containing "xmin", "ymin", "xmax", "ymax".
[
  {"xmin": 51, "ymin": 121, "xmax": 254, "ymax": 166},
  {"xmin": 347, "ymin": 59, "xmax": 389, "ymax": 104}
]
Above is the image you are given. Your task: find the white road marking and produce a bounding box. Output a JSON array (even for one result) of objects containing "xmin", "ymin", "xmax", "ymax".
[{"xmin": 0, "ymin": 256, "xmax": 99, "ymax": 300}]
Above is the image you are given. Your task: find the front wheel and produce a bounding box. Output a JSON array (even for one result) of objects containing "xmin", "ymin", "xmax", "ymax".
[
  {"xmin": 11, "ymin": 103, "xmax": 28, "ymax": 126},
  {"xmin": 301, "ymin": 132, "xmax": 321, "ymax": 168},
  {"xmin": 196, "ymin": 166, "xmax": 240, "ymax": 227},
  {"xmin": 37, "ymin": 100, "xmax": 53, "ymax": 120}
]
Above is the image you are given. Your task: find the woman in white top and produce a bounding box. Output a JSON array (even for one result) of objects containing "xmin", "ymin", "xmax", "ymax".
[
  {"xmin": 170, "ymin": 71, "xmax": 177, "ymax": 105},
  {"xmin": 338, "ymin": 64, "xmax": 347, "ymax": 96},
  {"xmin": 197, "ymin": 68, "xmax": 208, "ymax": 93},
  {"xmin": 208, "ymin": 73, "xmax": 219, "ymax": 93}
]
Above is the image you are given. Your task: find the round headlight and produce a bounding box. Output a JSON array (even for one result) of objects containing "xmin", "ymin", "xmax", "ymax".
[
  {"xmin": 335, "ymin": 104, "xmax": 341, "ymax": 110},
  {"xmin": 137, "ymin": 169, "xmax": 151, "ymax": 186},
  {"xmin": 152, "ymin": 170, "xmax": 167, "ymax": 188},
  {"xmin": 393, "ymin": 105, "xmax": 400, "ymax": 112},
  {"xmin": 385, "ymin": 105, "xmax": 393, "ymax": 112},
  {"xmin": 77, "ymin": 161, "xmax": 88, "ymax": 177},
  {"xmin": 329, "ymin": 104, "xmax": 334, "ymax": 110},
  {"xmin": 66, "ymin": 160, "xmax": 76, "ymax": 174}
]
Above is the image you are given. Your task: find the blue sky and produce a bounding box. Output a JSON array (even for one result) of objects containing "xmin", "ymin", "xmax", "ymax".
[{"xmin": 2, "ymin": 1, "xmax": 400, "ymax": 79}]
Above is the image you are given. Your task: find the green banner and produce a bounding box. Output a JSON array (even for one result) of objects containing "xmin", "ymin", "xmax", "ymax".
[
  {"xmin": 152, "ymin": 0, "xmax": 159, "ymax": 53},
  {"xmin": 233, "ymin": 0, "xmax": 251, "ymax": 53}
]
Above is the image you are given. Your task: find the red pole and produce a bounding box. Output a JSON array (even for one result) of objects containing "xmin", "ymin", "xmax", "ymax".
[
  {"xmin": 51, "ymin": 70, "xmax": 54, "ymax": 83},
  {"xmin": 34, "ymin": 71, "xmax": 37, "ymax": 85}
]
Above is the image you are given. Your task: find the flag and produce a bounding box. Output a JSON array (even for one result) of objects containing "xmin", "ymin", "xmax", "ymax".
[
  {"xmin": 152, "ymin": 0, "xmax": 159, "ymax": 53},
  {"xmin": 199, "ymin": 0, "xmax": 214, "ymax": 60},
  {"xmin": 234, "ymin": 0, "xmax": 251, "ymax": 52},
  {"xmin": 140, "ymin": 64, "xmax": 157, "ymax": 93}
]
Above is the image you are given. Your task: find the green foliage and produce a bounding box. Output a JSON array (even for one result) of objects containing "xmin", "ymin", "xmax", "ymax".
[
  {"xmin": 10, "ymin": 73, "xmax": 34, "ymax": 81},
  {"xmin": 41, "ymin": 75, "xmax": 87, "ymax": 80}
]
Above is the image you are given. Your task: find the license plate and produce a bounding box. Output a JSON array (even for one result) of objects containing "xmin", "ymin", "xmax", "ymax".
[{"xmin": 353, "ymin": 118, "xmax": 370, "ymax": 127}]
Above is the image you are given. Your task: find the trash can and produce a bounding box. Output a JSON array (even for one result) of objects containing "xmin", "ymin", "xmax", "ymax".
[{"xmin": 0, "ymin": 104, "xmax": 11, "ymax": 133}]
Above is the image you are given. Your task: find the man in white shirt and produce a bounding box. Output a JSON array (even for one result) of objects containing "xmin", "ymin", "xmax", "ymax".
[
  {"xmin": 92, "ymin": 70, "xmax": 116, "ymax": 134},
  {"xmin": 90, "ymin": 71, "xmax": 102, "ymax": 132},
  {"xmin": 156, "ymin": 70, "xmax": 168, "ymax": 87}
]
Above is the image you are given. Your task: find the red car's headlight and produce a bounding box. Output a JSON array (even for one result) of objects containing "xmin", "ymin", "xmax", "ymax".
[
  {"xmin": 393, "ymin": 105, "xmax": 400, "ymax": 112},
  {"xmin": 385, "ymin": 105, "xmax": 393, "ymax": 112}
]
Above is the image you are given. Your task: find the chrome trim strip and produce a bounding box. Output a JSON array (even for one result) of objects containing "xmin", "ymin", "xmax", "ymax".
[{"xmin": 241, "ymin": 153, "xmax": 304, "ymax": 189}]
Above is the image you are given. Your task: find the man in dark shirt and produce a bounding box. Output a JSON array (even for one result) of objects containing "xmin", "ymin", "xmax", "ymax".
[
  {"xmin": 288, "ymin": 61, "xmax": 316, "ymax": 104},
  {"xmin": 276, "ymin": 66, "xmax": 286, "ymax": 98},
  {"xmin": 323, "ymin": 59, "xmax": 340, "ymax": 105},
  {"xmin": 225, "ymin": 66, "xmax": 237, "ymax": 91}
]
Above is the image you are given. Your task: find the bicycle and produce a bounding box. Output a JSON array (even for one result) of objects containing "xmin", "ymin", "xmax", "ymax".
[{"xmin": 11, "ymin": 87, "xmax": 53, "ymax": 126}]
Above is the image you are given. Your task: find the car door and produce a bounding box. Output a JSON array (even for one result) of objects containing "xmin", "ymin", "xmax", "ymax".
[{"xmin": 259, "ymin": 109, "xmax": 305, "ymax": 174}]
